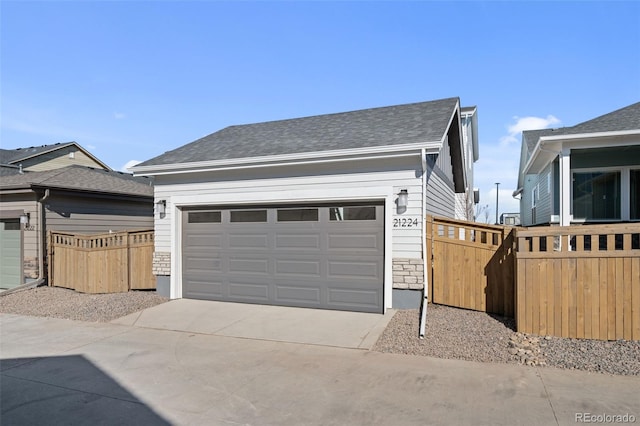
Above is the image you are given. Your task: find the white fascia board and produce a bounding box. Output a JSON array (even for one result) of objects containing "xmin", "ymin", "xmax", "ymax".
[
  {"xmin": 133, "ymin": 142, "xmax": 441, "ymax": 176},
  {"xmin": 522, "ymin": 129, "xmax": 640, "ymax": 175}
]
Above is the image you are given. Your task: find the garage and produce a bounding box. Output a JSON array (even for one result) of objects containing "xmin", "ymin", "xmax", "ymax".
[
  {"xmin": 0, "ymin": 219, "xmax": 22, "ymax": 290},
  {"xmin": 182, "ymin": 203, "xmax": 384, "ymax": 313}
]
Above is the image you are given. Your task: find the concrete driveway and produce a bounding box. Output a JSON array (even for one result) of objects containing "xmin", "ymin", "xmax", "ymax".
[
  {"xmin": 2, "ymin": 312, "xmax": 639, "ymax": 426},
  {"xmin": 111, "ymin": 299, "xmax": 395, "ymax": 349}
]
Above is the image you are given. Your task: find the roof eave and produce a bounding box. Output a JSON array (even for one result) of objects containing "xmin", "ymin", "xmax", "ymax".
[
  {"xmin": 522, "ymin": 129, "xmax": 640, "ymax": 175},
  {"xmin": 132, "ymin": 142, "xmax": 442, "ymax": 176},
  {"xmin": 8, "ymin": 142, "xmax": 113, "ymax": 171}
]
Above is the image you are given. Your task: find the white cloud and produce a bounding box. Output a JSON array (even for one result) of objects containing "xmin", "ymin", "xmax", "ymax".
[
  {"xmin": 121, "ymin": 160, "xmax": 142, "ymax": 172},
  {"xmin": 500, "ymin": 115, "xmax": 561, "ymax": 145},
  {"xmin": 114, "ymin": 112, "xmax": 126, "ymax": 120}
]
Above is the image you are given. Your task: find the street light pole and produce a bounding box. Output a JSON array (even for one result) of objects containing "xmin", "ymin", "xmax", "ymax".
[{"xmin": 495, "ymin": 182, "xmax": 500, "ymax": 225}]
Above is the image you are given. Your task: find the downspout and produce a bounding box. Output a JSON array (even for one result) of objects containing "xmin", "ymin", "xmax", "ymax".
[
  {"xmin": 419, "ymin": 149, "xmax": 429, "ymax": 338},
  {"xmin": 37, "ymin": 189, "xmax": 50, "ymax": 285},
  {"xmin": 0, "ymin": 189, "xmax": 49, "ymax": 297}
]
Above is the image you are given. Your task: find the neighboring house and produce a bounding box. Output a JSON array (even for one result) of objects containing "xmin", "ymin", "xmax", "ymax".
[
  {"xmin": 0, "ymin": 142, "xmax": 111, "ymax": 172},
  {"xmin": 514, "ymin": 102, "xmax": 640, "ymax": 227},
  {"xmin": 133, "ymin": 97, "xmax": 479, "ymax": 312},
  {"xmin": 0, "ymin": 166, "xmax": 154, "ymax": 290},
  {"xmin": 500, "ymin": 213, "xmax": 521, "ymax": 226}
]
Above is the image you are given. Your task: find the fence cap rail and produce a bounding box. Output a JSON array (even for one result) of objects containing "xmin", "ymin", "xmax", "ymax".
[
  {"xmin": 426, "ymin": 215, "xmax": 511, "ymax": 232},
  {"xmin": 517, "ymin": 223, "xmax": 639, "ymax": 237}
]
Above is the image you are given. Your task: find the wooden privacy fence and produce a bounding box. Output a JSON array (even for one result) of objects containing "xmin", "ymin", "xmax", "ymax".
[
  {"xmin": 48, "ymin": 230, "xmax": 155, "ymax": 293},
  {"xmin": 516, "ymin": 224, "xmax": 640, "ymax": 341},
  {"xmin": 426, "ymin": 216, "xmax": 515, "ymax": 317},
  {"xmin": 427, "ymin": 215, "xmax": 640, "ymax": 341}
]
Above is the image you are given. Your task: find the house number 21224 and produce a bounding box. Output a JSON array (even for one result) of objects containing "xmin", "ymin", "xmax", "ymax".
[{"xmin": 393, "ymin": 218, "xmax": 419, "ymax": 228}]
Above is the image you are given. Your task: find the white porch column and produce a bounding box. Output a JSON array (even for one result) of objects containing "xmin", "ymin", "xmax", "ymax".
[{"xmin": 559, "ymin": 147, "xmax": 571, "ymax": 226}]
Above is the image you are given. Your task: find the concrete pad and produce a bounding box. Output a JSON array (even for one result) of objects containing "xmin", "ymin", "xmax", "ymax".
[
  {"xmin": 2, "ymin": 314, "xmax": 639, "ymax": 426},
  {"xmin": 112, "ymin": 299, "xmax": 395, "ymax": 349}
]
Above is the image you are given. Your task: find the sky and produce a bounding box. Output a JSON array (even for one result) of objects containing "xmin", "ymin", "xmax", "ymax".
[{"xmin": 2, "ymin": 1, "xmax": 639, "ymax": 222}]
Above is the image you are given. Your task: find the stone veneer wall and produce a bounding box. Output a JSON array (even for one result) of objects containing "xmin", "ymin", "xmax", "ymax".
[
  {"xmin": 152, "ymin": 252, "xmax": 171, "ymax": 276},
  {"xmin": 24, "ymin": 257, "xmax": 39, "ymax": 280},
  {"xmin": 392, "ymin": 258, "xmax": 424, "ymax": 290}
]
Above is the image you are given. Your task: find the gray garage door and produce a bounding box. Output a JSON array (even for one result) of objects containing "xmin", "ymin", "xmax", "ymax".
[{"xmin": 182, "ymin": 204, "xmax": 384, "ymax": 313}]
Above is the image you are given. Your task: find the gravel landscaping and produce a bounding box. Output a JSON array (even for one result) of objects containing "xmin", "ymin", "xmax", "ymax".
[
  {"xmin": 2, "ymin": 287, "xmax": 638, "ymax": 376},
  {"xmin": 373, "ymin": 305, "xmax": 640, "ymax": 376},
  {"xmin": 0, "ymin": 286, "xmax": 168, "ymax": 323}
]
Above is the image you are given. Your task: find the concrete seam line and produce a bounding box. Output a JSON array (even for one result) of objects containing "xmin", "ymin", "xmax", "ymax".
[{"xmin": 536, "ymin": 368, "xmax": 560, "ymax": 425}]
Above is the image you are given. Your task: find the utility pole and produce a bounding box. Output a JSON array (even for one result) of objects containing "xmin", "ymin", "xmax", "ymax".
[{"xmin": 495, "ymin": 182, "xmax": 500, "ymax": 225}]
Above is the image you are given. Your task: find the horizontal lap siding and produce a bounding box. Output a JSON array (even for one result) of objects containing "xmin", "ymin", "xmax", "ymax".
[
  {"xmin": 46, "ymin": 196, "xmax": 153, "ymax": 234},
  {"xmin": 154, "ymin": 158, "xmax": 424, "ymax": 259}
]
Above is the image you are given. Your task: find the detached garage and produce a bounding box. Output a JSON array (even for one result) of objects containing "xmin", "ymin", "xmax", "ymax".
[{"xmin": 133, "ymin": 97, "xmax": 479, "ymax": 312}]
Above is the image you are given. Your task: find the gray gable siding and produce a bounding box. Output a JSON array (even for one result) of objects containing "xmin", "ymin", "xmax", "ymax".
[
  {"xmin": 521, "ymin": 163, "xmax": 553, "ymax": 226},
  {"xmin": 138, "ymin": 98, "xmax": 459, "ymax": 167}
]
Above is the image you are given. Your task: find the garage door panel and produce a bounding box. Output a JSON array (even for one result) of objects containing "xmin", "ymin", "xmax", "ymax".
[
  {"xmin": 275, "ymin": 259, "xmax": 321, "ymax": 276},
  {"xmin": 185, "ymin": 234, "xmax": 224, "ymax": 249},
  {"xmin": 327, "ymin": 233, "xmax": 382, "ymax": 251},
  {"xmin": 228, "ymin": 234, "xmax": 269, "ymax": 249},
  {"xmin": 327, "ymin": 288, "xmax": 381, "ymax": 310},
  {"xmin": 182, "ymin": 204, "xmax": 384, "ymax": 313},
  {"xmin": 228, "ymin": 281, "xmax": 270, "ymax": 300},
  {"xmin": 327, "ymin": 260, "xmax": 382, "ymax": 279},
  {"xmin": 275, "ymin": 285, "xmax": 321, "ymax": 304},
  {"xmin": 184, "ymin": 280, "xmax": 224, "ymax": 299},
  {"xmin": 184, "ymin": 256, "xmax": 222, "ymax": 272},
  {"xmin": 275, "ymin": 234, "xmax": 321, "ymax": 250},
  {"xmin": 228, "ymin": 258, "xmax": 269, "ymax": 274}
]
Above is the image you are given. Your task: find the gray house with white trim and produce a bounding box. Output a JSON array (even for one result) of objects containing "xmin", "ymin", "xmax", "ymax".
[
  {"xmin": 0, "ymin": 165, "xmax": 153, "ymax": 290},
  {"xmin": 514, "ymin": 102, "xmax": 640, "ymax": 227},
  {"xmin": 133, "ymin": 97, "xmax": 479, "ymax": 312}
]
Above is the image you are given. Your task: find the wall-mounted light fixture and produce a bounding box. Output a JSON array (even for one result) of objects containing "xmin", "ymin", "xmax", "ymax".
[
  {"xmin": 156, "ymin": 200, "xmax": 167, "ymax": 216},
  {"xmin": 20, "ymin": 212, "xmax": 30, "ymax": 228},
  {"xmin": 397, "ymin": 189, "xmax": 408, "ymax": 214}
]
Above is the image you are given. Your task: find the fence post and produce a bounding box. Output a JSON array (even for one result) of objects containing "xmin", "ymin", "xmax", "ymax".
[
  {"xmin": 47, "ymin": 231, "xmax": 53, "ymax": 286},
  {"xmin": 425, "ymin": 215, "xmax": 433, "ymax": 303}
]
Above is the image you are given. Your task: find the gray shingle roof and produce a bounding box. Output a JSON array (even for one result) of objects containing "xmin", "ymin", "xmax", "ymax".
[
  {"xmin": 0, "ymin": 142, "xmax": 76, "ymax": 164},
  {"xmin": 138, "ymin": 98, "xmax": 460, "ymax": 167},
  {"xmin": 522, "ymin": 101, "xmax": 640, "ymax": 154},
  {"xmin": 0, "ymin": 165, "xmax": 153, "ymax": 197}
]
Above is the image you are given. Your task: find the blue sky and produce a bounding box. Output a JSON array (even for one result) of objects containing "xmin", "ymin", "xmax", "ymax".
[{"xmin": 2, "ymin": 1, "xmax": 639, "ymax": 220}]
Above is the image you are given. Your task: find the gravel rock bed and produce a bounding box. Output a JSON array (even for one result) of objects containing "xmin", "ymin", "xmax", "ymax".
[
  {"xmin": 0, "ymin": 286, "xmax": 168, "ymax": 323},
  {"xmin": 373, "ymin": 305, "xmax": 640, "ymax": 376}
]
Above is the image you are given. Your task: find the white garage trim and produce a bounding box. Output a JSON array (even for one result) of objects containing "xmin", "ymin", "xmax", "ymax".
[{"xmin": 170, "ymin": 186, "xmax": 395, "ymax": 311}]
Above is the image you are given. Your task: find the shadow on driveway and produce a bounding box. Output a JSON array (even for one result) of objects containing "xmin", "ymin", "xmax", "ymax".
[{"xmin": 1, "ymin": 354, "xmax": 170, "ymax": 425}]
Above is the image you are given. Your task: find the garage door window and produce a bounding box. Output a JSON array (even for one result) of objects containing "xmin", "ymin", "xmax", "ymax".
[
  {"xmin": 230, "ymin": 210, "xmax": 268, "ymax": 222},
  {"xmin": 277, "ymin": 208, "xmax": 319, "ymax": 222},
  {"xmin": 188, "ymin": 211, "xmax": 221, "ymax": 223},
  {"xmin": 329, "ymin": 206, "xmax": 376, "ymax": 221}
]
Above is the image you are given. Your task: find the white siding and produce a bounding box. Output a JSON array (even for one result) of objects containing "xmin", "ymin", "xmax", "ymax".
[{"xmin": 153, "ymin": 156, "xmax": 424, "ymax": 259}]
